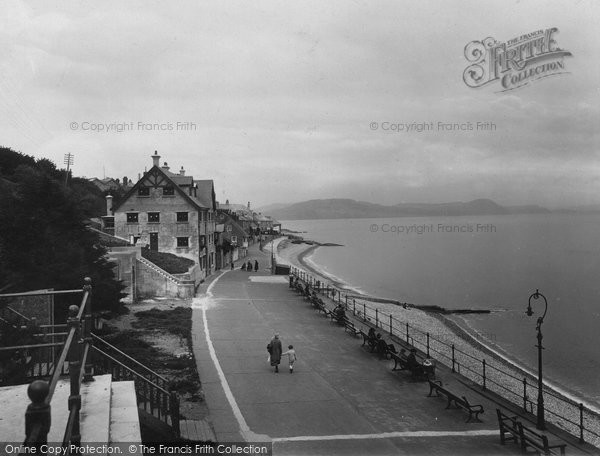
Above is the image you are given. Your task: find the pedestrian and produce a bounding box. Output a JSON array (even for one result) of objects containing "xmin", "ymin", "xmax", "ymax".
[
  {"xmin": 254, "ymin": 260, "xmax": 259, "ymax": 271},
  {"xmin": 281, "ymin": 345, "xmax": 297, "ymax": 373},
  {"xmin": 231, "ymin": 261, "xmax": 235, "ymax": 270},
  {"xmin": 266, "ymin": 333, "xmax": 282, "ymax": 373},
  {"xmin": 241, "ymin": 262, "xmax": 246, "ymax": 271},
  {"xmin": 247, "ymin": 260, "xmax": 252, "ymax": 271}
]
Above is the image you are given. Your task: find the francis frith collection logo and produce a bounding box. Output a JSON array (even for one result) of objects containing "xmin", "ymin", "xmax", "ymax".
[{"xmin": 463, "ymin": 27, "xmax": 572, "ymax": 91}]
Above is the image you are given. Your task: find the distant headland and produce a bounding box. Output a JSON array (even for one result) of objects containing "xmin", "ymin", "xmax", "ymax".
[{"xmin": 263, "ymin": 198, "xmax": 550, "ymax": 221}]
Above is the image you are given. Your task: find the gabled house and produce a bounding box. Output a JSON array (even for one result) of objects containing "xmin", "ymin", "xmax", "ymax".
[
  {"xmin": 215, "ymin": 210, "xmax": 250, "ymax": 263},
  {"xmin": 111, "ymin": 151, "xmax": 217, "ymax": 279}
]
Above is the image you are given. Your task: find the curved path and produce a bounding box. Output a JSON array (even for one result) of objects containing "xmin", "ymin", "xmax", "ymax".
[{"xmin": 191, "ymin": 246, "xmax": 516, "ymax": 455}]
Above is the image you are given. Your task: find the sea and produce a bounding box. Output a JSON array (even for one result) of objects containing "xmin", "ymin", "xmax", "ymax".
[{"xmin": 281, "ymin": 213, "xmax": 600, "ymax": 411}]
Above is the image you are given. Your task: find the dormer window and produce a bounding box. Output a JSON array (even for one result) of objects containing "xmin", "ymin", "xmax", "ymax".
[
  {"xmin": 138, "ymin": 187, "xmax": 150, "ymax": 197},
  {"xmin": 163, "ymin": 186, "xmax": 175, "ymax": 196}
]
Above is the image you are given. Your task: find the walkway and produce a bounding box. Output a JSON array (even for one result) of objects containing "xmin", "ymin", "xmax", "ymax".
[{"xmin": 190, "ymin": 245, "xmax": 572, "ymax": 455}]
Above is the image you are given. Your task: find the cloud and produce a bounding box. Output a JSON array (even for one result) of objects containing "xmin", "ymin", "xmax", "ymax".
[{"xmin": 0, "ymin": 0, "xmax": 598, "ymax": 207}]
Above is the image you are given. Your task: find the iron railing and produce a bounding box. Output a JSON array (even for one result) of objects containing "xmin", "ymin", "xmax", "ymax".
[
  {"xmin": 0, "ymin": 278, "xmax": 181, "ymax": 447},
  {"xmin": 291, "ymin": 266, "xmax": 600, "ymax": 446}
]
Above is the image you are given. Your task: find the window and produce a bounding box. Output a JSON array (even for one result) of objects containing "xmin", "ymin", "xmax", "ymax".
[
  {"xmin": 137, "ymin": 187, "xmax": 150, "ymax": 196},
  {"xmin": 227, "ymin": 225, "xmax": 232, "ymax": 232},
  {"xmin": 176, "ymin": 212, "xmax": 188, "ymax": 222},
  {"xmin": 126, "ymin": 213, "xmax": 138, "ymax": 223},
  {"xmin": 177, "ymin": 237, "xmax": 189, "ymax": 248},
  {"xmin": 231, "ymin": 235, "xmax": 237, "ymax": 243},
  {"xmin": 148, "ymin": 212, "xmax": 160, "ymax": 223},
  {"xmin": 163, "ymin": 186, "xmax": 175, "ymax": 196}
]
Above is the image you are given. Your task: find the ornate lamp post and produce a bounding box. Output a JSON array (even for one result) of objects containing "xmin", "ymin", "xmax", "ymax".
[{"xmin": 526, "ymin": 289, "xmax": 548, "ymax": 430}]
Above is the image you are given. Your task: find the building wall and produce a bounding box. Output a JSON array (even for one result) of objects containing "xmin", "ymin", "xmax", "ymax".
[{"xmin": 113, "ymin": 187, "xmax": 201, "ymax": 265}]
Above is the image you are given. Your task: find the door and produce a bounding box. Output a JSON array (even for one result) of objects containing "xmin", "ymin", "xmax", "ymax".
[{"xmin": 149, "ymin": 233, "xmax": 158, "ymax": 251}]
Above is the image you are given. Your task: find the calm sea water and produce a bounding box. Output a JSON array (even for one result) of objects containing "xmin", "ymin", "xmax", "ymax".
[{"xmin": 282, "ymin": 214, "xmax": 600, "ymax": 408}]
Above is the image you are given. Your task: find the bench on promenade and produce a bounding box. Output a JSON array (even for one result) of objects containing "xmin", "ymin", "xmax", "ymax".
[
  {"xmin": 390, "ymin": 351, "xmax": 409, "ymax": 371},
  {"xmin": 427, "ymin": 379, "xmax": 484, "ymax": 423},
  {"xmin": 343, "ymin": 319, "xmax": 360, "ymax": 337},
  {"xmin": 496, "ymin": 409, "xmax": 567, "ymax": 455},
  {"xmin": 359, "ymin": 330, "xmax": 377, "ymax": 352},
  {"xmin": 312, "ymin": 297, "xmax": 332, "ymax": 317}
]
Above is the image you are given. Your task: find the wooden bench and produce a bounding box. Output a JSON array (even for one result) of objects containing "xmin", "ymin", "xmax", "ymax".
[
  {"xmin": 359, "ymin": 330, "xmax": 377, "ymax": 352},
  {"xmin": 497, "ymin": 409, "xmax": 521, "ymax": 446},
  {"xmin": 427, "ymin": 379, "xmax": 484, "ymax": 422},
  {"xmin": 343, "ymin": 319, "xmax": 360, "ymax": 337},
  {"xmin": 521, "ymin": 423, "xmax": 567, "ymax": 455},
  {"xmin": 496, "ymin": 409, "xmax": 567, "ymax": 455},
  {"xmin": 390, "ymin": 351, "xmax": 410, "ymax": 371}
]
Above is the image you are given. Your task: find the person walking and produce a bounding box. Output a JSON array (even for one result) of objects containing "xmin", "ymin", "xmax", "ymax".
[
  {"xmin": 267, "ymin": 333, "xmax": 282, "ymax": 373},
  {"xmin": 247, "ymin": 260, "xmax": 252, "ymax": 271},
  {"xmin": 281, "ymin": 345, "xmax": 297, "ymax": 373},
  {"xmin": 254, "ymin": 260, "xmax": 259, "ymax": 271}
]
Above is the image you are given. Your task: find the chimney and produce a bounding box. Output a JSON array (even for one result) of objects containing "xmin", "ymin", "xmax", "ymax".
[
  {"xmin": 123, "ymin": 176, "xmax": 128, "ymax": 186},
  {"xmin": 152, "ymin": 150, "xmax": 161, "ymax": 167},
  {"xmin": 106, "ymin": 194, "xmax": 113, "ymax": 216},
  {"xmin": 226, "ymin": 199, "xmax": 229, "ymax": 205},
  {"xmin": 179, "ymin": 166, "xmax": 185, "ymax": 176},
  {"xmin": 247, "ymin": 201, "xmax": 251, "ymax": 209},
  {"xmin": 162, "ymin": 161, "xmax": 170, "ymax": 172}
]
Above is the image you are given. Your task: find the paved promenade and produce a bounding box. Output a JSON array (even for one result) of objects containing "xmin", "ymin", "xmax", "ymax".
[{"xmin": 190, "ymin": 246, "xmax": 588, "ymax": 455}]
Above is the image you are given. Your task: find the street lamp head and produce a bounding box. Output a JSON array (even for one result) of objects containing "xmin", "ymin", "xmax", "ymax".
[{"xmin": 525, "ymin": 305, "xmax": 534, "ymax": 317}]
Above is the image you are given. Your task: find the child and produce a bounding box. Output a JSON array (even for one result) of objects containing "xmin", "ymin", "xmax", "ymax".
[{"xmin": 281, "ymin": 345, "xmax": 297, "ymax": 373}]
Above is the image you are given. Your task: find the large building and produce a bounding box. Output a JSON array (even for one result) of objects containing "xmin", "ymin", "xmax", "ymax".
[{"xmin": 111, "ymin": 151, "xmax": 217, "ymax": 278}]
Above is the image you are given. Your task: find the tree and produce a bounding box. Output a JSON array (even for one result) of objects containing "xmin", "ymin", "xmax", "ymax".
[{"xmin": 0, "ymin": 148, "xmax": 126, "ymax": 314}]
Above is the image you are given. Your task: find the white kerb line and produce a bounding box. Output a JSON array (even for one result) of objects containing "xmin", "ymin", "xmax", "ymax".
[{"xmin": 202, "ymin": 271, "xmax": 252, "ymax": 436}]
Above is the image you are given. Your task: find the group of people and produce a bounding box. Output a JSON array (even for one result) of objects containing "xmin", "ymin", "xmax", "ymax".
[
  {"xmin": 266, "ymin": 333, "xmax": 297, "ymax": 373},
  {"xmin": 237, "ymin": 260, "xmax": 259, "ymax": 271}
]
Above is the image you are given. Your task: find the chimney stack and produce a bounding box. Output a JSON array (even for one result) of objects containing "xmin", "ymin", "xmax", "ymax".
[
  {"xmin": 162, "ymin": 162, "xmax": 170, "ymax": 172},
  {"xmin": 179, "ymin": 166, "xmax": 185, "ymax": 176},
  {"xmin": 106, "ymin": 194, "xmax": 113, "ymax": 216},
  {"xmin": 123, "ymin": 176, "xmax": 128, "ymax": 186},
  {"xmin": 247, "ymin": 201, "xmax": 251, "ymax": 209},
  {"xmin": 152, "ymin": 150, "xmax": 161, "ymax": 167}
]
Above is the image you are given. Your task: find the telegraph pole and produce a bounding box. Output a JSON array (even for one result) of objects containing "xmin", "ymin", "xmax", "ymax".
[{"xmin": 64, "ymin": 153, "xmax": 74, "ymax": 187}]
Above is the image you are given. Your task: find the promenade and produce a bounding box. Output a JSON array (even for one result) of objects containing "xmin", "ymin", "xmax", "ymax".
[{"xmin": 190, "ymin": 246, "xmax": 588, "ymax": 455}]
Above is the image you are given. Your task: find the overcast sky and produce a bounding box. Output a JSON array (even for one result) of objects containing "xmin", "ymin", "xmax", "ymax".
[{"xmin": 1, "ymin": 0, "xmax": 599, "ymax": 208}]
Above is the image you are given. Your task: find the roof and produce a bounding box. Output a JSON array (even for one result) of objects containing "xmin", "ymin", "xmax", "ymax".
[
  {"xmin": 112, "ymin": 165, "xmax": 208, "ymax": 212},
  {"xmin": 194, "ymin": 180, "xmax": 216, "ymax": 210},
  {"xmin": 216, "ymin": 210, "xmax": 250, "ymax": 238}
]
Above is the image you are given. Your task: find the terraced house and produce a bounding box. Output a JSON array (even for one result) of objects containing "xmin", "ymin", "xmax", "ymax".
[{"xmin": 111, "ymin": 151, "xmax": 217, "ymax": 279}]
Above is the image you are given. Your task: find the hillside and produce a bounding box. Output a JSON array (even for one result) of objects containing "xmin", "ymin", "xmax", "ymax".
[{"xmin": 268, "ymin": 198, "xmax": 550, "ymax": 220}]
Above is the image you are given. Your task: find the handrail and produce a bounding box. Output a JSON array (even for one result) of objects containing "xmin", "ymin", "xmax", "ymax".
[
  {"xmin": 291, "ymin": 266, "xmax": 600, "ymax": 446},
  {"xmin": 22, "ymin": 278, "xmax": 91, "ymax": 446},
  {"xmin": 92, "ymin": 345, "xmax": 179, "ymax": 436},
  {"xmin": 137, "ymin": 257, "xmax": 181, "ymax": 284},
  {"xmin": 0, "ymin": 289, "xmax": 84, "ymax": 298},
  {"xmin": 91, "ymin": 333, "xmax": 169, "ymax": 387},
  {"xmin": 92, "ymin": 347, "xmax": 170, "ymax": 395}
]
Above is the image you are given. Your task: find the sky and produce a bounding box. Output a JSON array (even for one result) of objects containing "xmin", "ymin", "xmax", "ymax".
[{"xmin": 1, "ymin": 0, "xmax": 599, "ymax": 209}]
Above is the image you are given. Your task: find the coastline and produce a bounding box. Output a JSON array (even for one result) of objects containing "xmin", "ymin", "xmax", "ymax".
[{"xmin": 276, "ymin": 236, "xmax": 600, "ymax": 440}]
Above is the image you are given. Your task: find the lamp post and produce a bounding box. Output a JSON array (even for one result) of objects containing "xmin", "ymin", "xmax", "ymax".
[{"xmin": 526, "ymin": 289, "xmax": 548, "ymax": 430}]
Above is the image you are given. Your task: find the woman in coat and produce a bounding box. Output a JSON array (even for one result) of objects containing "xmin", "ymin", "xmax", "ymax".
[{"xmin": 267, "ymin": 333, "xmax": 283, "ymax": 373}]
